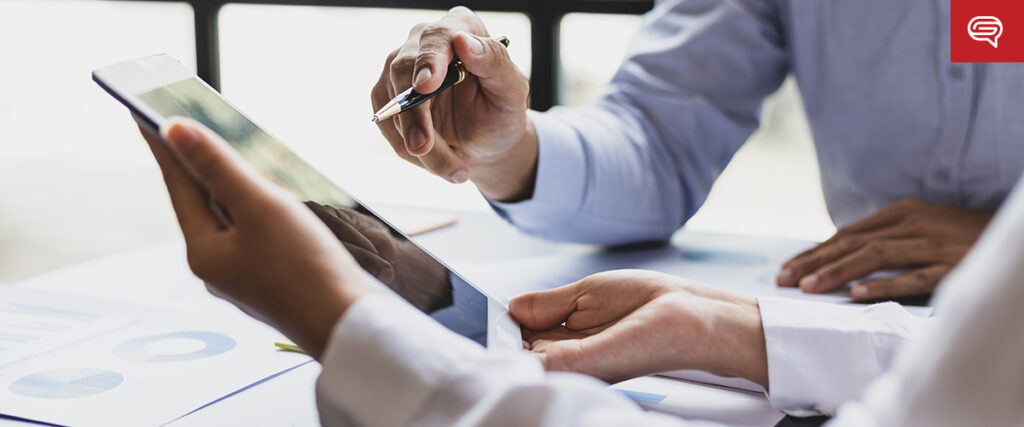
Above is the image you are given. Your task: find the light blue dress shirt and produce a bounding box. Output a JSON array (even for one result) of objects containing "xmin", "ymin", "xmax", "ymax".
[{"xmin": 491, "ymin": 0, "xmax": 1024, "ymax": 245}]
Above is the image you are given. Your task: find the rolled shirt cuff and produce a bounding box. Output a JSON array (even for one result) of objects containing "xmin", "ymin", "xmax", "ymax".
[
  {"xmin": 488, "ymin": 109, "xmax": 587, "ymax": 232},
  {"xmin": 315, "ymin": 292, "xmax": 486, "ymax": 427},
  {"xmin": 756, "ymin": 296, "xmax": 928, "ymax": 416}
]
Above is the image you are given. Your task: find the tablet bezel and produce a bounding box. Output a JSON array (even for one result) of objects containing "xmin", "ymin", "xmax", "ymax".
[{"xmin": 93, "ymin": 54, "xmax": 523, "ymax": 351}]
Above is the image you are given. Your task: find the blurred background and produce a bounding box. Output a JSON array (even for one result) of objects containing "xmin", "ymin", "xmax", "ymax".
[{"xmin": 0, "ymin": 0, "xmax": 834, "ymax": 282}]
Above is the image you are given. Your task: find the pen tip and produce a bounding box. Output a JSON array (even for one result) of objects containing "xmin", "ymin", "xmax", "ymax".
[{"xmin": 370, "ymin": 116, "xmax": 378, "ymax": 123}]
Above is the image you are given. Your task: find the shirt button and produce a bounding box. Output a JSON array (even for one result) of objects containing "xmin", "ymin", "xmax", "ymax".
[
  {"xmin": 948, "ymin": 65, "xmax": 964, "ymax": 80},
  {"xmin": 934, "ymin": 168, "xmax": 951, "ymax": 182}
]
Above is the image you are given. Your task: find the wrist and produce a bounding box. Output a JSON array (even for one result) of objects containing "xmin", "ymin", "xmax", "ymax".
[
  {"xmin": 471, "ymin": 118, "xmax": 538, "ymax": 202},
  {"xmin": 275, "ymin": 266, "xmax": 380, "ymax": 361},
  {"xmin": 705, "ymin": 298, "xmax": 769, "ymax": 389}
]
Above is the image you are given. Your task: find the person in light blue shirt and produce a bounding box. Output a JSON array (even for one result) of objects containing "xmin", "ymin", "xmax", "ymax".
[{"xmin": 370, "ymin": 2, "xmax": 1022, "ymax": 300}]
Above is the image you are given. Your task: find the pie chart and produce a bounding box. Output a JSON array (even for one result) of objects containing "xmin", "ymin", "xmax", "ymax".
[
  {"xmin": 9, "ymin": 368, "xmax": 123, "ymax": 399},
  {"xmin": 113, "ymin": 330, "xmax": 235, "ymax": 363},
  {"xmin": 681, "ymin": 249, "xmax": 768, "ymax": 266}
]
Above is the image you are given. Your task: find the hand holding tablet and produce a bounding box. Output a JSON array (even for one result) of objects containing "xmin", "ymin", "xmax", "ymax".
[{"xmin": 94, "ymin": 55, "xmax": 523, "ymax": 353}]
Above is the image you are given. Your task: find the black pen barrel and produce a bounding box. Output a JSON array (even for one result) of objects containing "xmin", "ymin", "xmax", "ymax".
[{"xmin": 400, "ymin": 62, "xmax": 465, "ymax": 112}]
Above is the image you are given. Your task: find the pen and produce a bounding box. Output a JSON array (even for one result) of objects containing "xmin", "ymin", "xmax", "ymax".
[
  {"xmin": 274, "ymin": 341, "xmax": 306, "ymax": 354},
  {"xmin": 371, "ymin": 35, "xmax": 510, "ymax": 123}
]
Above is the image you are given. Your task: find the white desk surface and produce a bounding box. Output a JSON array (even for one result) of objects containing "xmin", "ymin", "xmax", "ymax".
[{"xmin": 3, "ymin": 207, "xmax": 882, "ymax": 427}]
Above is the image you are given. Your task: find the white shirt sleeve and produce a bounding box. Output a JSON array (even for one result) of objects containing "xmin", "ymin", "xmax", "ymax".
[
  {"xmin": 315, "ymin": 293, "xmax": 716, "ymax": 427},
  {"xmin": 756, "ymin": 297, "xmax": 932, "ymax": 415},
  {"xmin": 825, "ymin": 178, "xmax": 1024, "ymax": 427},
  {"xmin": 317, "ymin": 177, "xmax": 1024, "ymax": 426}
]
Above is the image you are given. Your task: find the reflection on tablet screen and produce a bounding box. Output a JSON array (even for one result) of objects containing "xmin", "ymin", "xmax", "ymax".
[{"xmin": 137, "ymin": 78, "xmax": 487, "ymax": 345}]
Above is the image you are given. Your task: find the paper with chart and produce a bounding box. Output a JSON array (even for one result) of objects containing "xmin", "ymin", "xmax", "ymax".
[
  {"xmin": 611, "ymin": 375, "xmax": 782, "ymax": 426},
  {"xmin": 0, "ymin": 285, "xmax": 309, "ymax": 427}
]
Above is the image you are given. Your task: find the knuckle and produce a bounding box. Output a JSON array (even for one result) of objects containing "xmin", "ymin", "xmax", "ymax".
[
  {"xmin": 420, "ymin": 24, "xmax": 453, "ymax": 42},
  {"xmin": 901, "ymin": 217, "xmax": 928, "ymax": 233},
  {"xmin": 414, "ymin": 50, "xmax": 441, "ymax": 67},
  {"xmin": 821, "ymin": 260, "xmax": 846, "ymax": 277},
  {"xmin": 912, "ymin": 270, "xmax": 933, "ymax": 285},
  {"xmin": 785, "ymin": 259, "xmax": 808, "ymax": 275},
  {"xmin": 864, "ymin": 239, "xmax": 887, "ymax": 257},
  {"xmin": 408, "ymin": 22, "xmax": 429, "ymax": 37},
  {"xmin": 839, "ymin": 234, "xmax": 865, "ymax": 249},
  {"xmin": 390, "ymin": 54, "xmax": 416, "ymax": 73},
  {"xmin": 892, "ymin": 198, "xmax": 921, "ymax": 212},
  {"xmin": 448, "ymin": 5, "xmax": 473, "ymax": 17},
  {"xmin": 486, "ymin": 37, "xmax": 509, "ymax": 59},
  {"xmin": 185, "ymin": 249, "xmax": 213, "ymax": 279},
  {"xmin": 517, "ymin": 73, "xmax": 530, "ymax": 90}
]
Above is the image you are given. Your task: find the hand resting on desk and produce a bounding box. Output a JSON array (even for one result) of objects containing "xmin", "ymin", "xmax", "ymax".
[
  {"xmin": 777, "ymin": 199, "xmax": 992, "ymax": 300},
  {"xmin": 510, "ymin": 270, "xmax": 770, "ymax": 389}
]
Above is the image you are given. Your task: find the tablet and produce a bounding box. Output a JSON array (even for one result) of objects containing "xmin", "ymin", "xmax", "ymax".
[{"xmin": 93, "ymin": 54, "xmax": 522, "ymax": 351}]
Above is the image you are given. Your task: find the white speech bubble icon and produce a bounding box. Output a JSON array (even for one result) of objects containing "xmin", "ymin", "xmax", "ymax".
[{"xmin": 969, "ymin": 16, "xmax": 1003, "ymax": 48}]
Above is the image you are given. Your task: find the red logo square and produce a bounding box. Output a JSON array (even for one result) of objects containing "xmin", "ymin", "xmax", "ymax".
[{"xmin": 951, "ymin": 0, "xmax": 1024, "ymax": 62}]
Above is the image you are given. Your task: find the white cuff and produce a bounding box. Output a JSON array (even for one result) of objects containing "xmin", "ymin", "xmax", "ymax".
[
  {"xmin": 315, "ymin": 292, "xmax": 485, "ymax": 427},
  {"xmin": 757, "ymin": 297, "xmax": 928, "ymax": 416},
  {"xmin": 488, "ymin": 109, "xmax": 587, "ymax": 231}
]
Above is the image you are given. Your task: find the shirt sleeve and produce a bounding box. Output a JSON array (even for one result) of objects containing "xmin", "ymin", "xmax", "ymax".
[
  {"xmin": 315, "ymin": 292, "xmax": 718, "ymax": 427},
  {"xmin": 489, "ymin": 0, "xmax": 789, "ymax": 245},
  {"xmin": 756, "ymin": 297, "xmax": 931, "ymax": 416},
  {"xmin": 826, "ymin": 178, "xmax": 1024, "ymax": 427}
]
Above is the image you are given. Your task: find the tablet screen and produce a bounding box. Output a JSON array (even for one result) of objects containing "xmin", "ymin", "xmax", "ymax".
[{"xmin": 135, "ymin": 77, "xmax": 489, "ymax": 346}]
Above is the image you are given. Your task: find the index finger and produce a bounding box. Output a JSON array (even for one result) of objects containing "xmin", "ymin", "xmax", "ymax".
[{"xmin": 412, "ymin": 6, "xmax": 487, "ymax": 94}]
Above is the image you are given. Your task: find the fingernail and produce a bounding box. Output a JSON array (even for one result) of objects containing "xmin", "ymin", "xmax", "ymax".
[
  {"xmin": 776, "ymin": 268, "xmax": 793, "ymax": 285},
  {"xmin": 799, "ymin": 275, "xmax": 819, "ymax": 292},
  {"xmin": 850, "ymin": 286, "xmax": 869, "ymax": 299},
  {"xmin": 463, "ymin": 32, "xmax": 484, "ymax": 56},
  {"xmin": 414, "ymin": 67, "xmax": 432, "ymax": 87},
  {"xmin": 450, "ymin": 169, "xmax": 469, "ymax": 183}
]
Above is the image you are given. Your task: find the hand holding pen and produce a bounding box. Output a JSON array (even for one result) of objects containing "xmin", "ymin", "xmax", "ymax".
[
  {"xmin": 370, "ymin": 7, "xmax": 537, "ymax": 201},
  {"xmin": 372, "ymin": 35, "xmax": 509, "ymax": 123}
]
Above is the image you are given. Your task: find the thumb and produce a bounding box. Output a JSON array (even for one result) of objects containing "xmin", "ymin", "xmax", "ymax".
[
  {"xmin": 161, "ymin": 117, "xmax": 276, "ymax": 220},
  {"xmin": 509, "ymin": 282, "xmax": 582, "ymax": 330},
  {"xmin": 452, "ymin": 32, "xmax": 528, "ymax": 106}
]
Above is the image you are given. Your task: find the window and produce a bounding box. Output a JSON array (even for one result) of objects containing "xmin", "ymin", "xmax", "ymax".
[
  {"xmin": 219, "ymin": 5, "xmax": 531, "ymax": 212},
  {"xmin": 0, "ymin": 0, "xmax": 194, "ymax": 281}
]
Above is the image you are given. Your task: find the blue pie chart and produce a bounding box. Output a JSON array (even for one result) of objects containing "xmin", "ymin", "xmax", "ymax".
[
  {"xmin": 113, "ymin": 330, "xmax": 235, "ymax": 363},
  {"xmin": 9, "ymin": 368, "xmax": 123, "ymax": 399},
  {"xmin": 681, "ymin": 249, "xmax": 768, "ymax": 266}
]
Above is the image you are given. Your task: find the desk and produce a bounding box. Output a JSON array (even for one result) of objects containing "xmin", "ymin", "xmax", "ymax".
[{"xmin": 5, "ymin": 208, "xmax": 826, "ymax": 427}]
